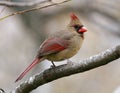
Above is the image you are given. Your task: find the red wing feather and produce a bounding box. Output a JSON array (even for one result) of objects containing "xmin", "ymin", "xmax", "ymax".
[
  {"xmin": 38, "ymin": 38, "xmax": 69, "ymax": 56},
  {"xmin": 15, "ymin": 38, "xmax": 69, "ymax": 82}
]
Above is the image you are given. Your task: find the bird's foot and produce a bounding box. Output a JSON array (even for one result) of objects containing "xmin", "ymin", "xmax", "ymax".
[{"xmin": 50, "ymin": 61, "xmax": 56, "ymax": 68}]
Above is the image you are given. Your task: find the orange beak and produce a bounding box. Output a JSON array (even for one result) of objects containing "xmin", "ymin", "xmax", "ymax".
[{"xmin": 78, "ymin": 26, "xmax": 87, "ymax": 33}]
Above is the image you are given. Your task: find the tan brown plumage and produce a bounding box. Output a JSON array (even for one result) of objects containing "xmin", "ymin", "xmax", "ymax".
[{"xmin": 15, "ymin": 13, "xmax": 87, "ymax": 82}]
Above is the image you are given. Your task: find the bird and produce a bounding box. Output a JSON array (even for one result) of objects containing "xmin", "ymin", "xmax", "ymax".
[{"xmin": 15, "ymin": 13, "xmax": 87, "ymax": 82}]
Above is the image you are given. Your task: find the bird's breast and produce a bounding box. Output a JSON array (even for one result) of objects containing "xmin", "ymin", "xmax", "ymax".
[{"xmin": 46, "ymin": 35, "xmax": 83, "ymax": 62}]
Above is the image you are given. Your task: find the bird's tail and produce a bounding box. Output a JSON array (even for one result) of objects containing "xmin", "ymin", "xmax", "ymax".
[{"xmin": 15, "ymin": 57, "xmax": 44, "ymax": 82}]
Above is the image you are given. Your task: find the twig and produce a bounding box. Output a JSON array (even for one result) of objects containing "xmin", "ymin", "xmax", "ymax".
[
  {"xmin": 0, "ymin": 88, "xmax": 5, "ymax": 93},
  {"xmin": 0, "ymin": 0, "xmax": 71, "ymax": 21},
  {"xmin": 10, "ymin": 45, "xmax": 120, "ymax": 93},
  {"xmin": 0, "ymin": 0, "xmax": 49, "ymax": 7},
  {"xmin": 0, "ymin": 0, "xmax": 11, "ymax": 16},
  {"xmin": 0, "ymin": 7, "xmax": 7, "ymax": 15}
]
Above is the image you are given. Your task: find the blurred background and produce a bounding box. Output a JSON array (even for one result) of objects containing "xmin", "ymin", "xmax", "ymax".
[{"xmin": 0, "ymin": 0, "xmax": 120, "ymax": 93}]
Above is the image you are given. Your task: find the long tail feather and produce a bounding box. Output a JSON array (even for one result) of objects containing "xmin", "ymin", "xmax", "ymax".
[{"xmin": 15, "ymin": 57, "xmax": 43, "ymax": 82}]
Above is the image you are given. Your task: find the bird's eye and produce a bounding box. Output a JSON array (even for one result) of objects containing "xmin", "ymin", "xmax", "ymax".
[{"xmin": 74, "ymin": 25, "xmax": 83, "ymax": 32}]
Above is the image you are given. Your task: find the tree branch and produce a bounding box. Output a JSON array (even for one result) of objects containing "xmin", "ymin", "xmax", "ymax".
[
  {"xmin": 0, "ymin": 0, "xmax": 49, "ymax": 7},
  {"xmin": 10, "ymin": 45, "xmax": 120, "ymax": 93},
  {"xmin": 0, "ymin": 0, "xmax": 71, "ymax": 21}
]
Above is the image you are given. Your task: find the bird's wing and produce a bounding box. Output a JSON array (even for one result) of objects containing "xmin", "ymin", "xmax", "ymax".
[{"xmin": 37, "ymin": 37, "xmax": 69, "ymax": 57}]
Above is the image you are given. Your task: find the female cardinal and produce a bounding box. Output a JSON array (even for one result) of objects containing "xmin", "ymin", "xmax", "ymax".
[{"xmin": 15, "ymin": 13, "xmax": 87, "ymax": 82}]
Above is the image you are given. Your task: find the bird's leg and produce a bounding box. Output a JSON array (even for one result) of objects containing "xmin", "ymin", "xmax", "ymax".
[{"xmin": 50, "ymin": 61, "xmax": 56, "ymax": 68}]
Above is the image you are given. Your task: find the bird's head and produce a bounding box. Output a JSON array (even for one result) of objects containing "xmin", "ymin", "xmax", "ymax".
[{"xmin": 68, "ymin": 13, "xmax": 87, "ymax": 34}]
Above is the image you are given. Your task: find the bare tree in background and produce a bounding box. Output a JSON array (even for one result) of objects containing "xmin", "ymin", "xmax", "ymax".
[{"xmin": 0, "ymin": 0, "xmax": 120, "ymax": 93}]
